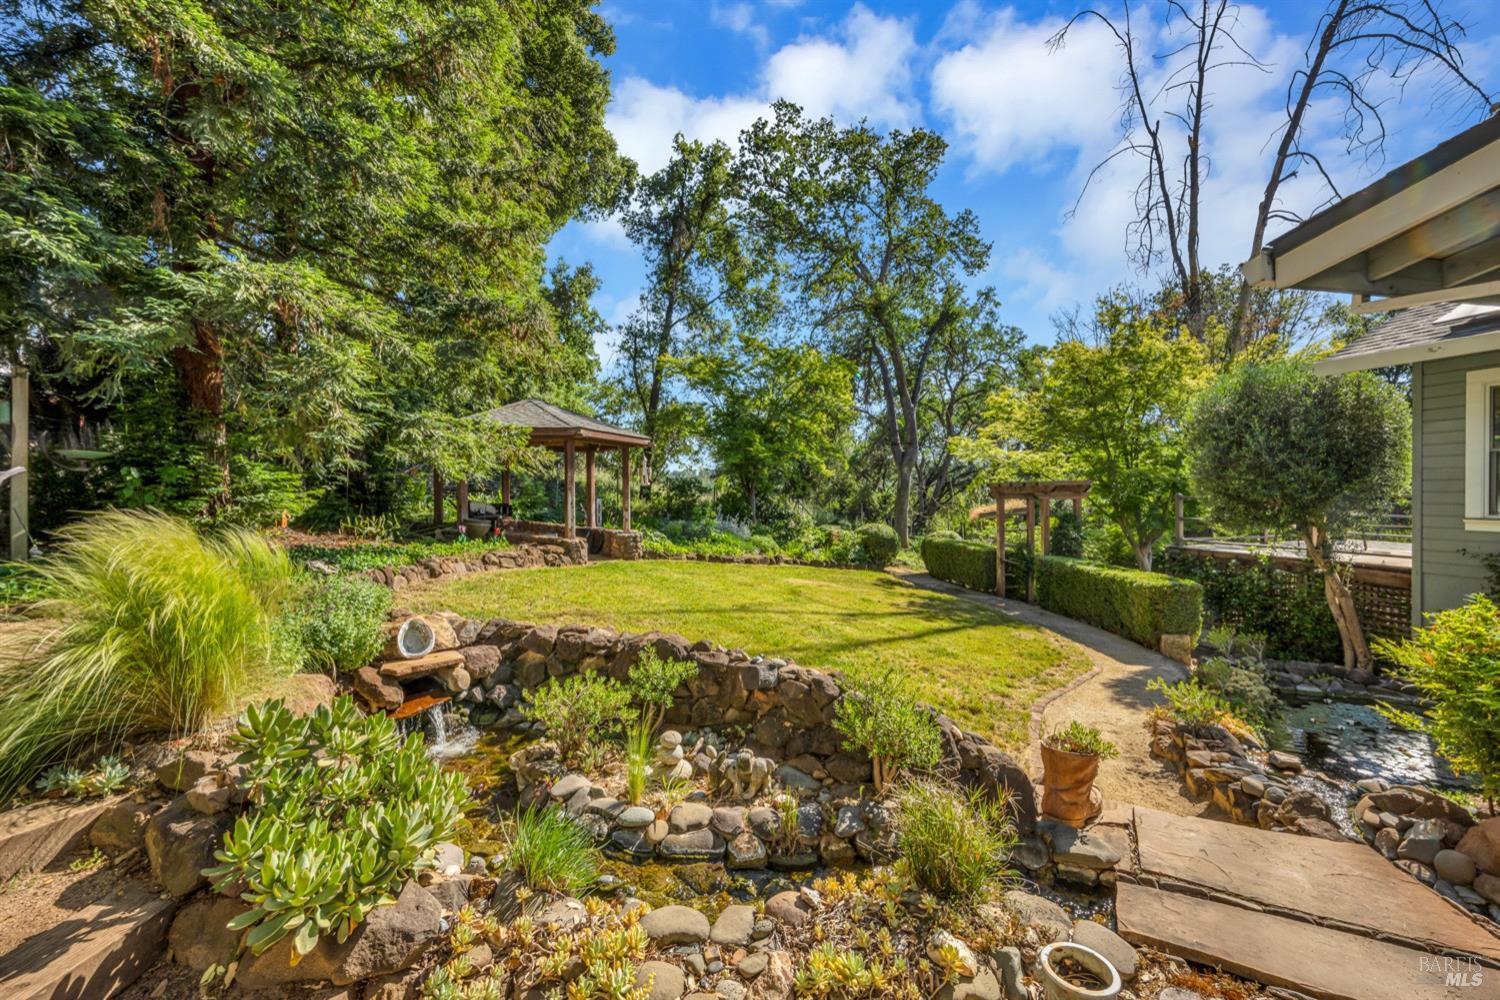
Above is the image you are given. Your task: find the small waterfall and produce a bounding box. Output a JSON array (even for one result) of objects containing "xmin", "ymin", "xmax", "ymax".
[{"xmin": 400, "ymin": 700, "xmax": 480, "ymax": 759}]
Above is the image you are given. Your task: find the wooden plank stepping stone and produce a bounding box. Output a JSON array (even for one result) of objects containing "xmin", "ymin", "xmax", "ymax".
[
  {"xmin": 1131, "ymin": 806, "xmax": 1500, "ymax": 962},
  {"xmin": 377, "ymin": 649, "xmax": 464, "ymax": 681},
  {"xmin": 1117, "ymin": 882, "xmax": 1487, "ymax": 1000},
  {"xmin": 0, "ymin": 797, "xmax": 117, "ymax": 881},
  {"xmin": 0, "ymin": 885, "xmax": 173, "ymax": 999}
]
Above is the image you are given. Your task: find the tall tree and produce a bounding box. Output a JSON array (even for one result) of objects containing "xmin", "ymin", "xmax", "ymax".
[
  {"xmin": 739, "ymin": 102, "xmax": 992, "ymax": 546},
  {"xmin": 617, "ymin": 135, "xmax": 757, "ymax": 472},
  {"xmin": 2, "ymin": 0, "xmax": 626, "ymax": 518},
  {"xmin": 675, "ymin": 333, "xmax": 854, "ymax": 525}
]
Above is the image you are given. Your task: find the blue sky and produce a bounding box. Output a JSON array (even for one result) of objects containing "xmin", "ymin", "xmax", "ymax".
[{"xmin": 549, "ymin": 0, "xmax": 1500, "ymax": 362}]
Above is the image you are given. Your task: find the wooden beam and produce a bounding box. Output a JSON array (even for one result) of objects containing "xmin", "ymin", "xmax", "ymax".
[
  {"xmin": 996, "ymin": 506, "xmax": 1005, "ymax": 599},
  {"xmin": 1444, "ymin": 236, "xmax": 1500, "ymax": 286},
  {"xmin": 1040, "ymin": 499, "xmax": 1052, "ymax": 555},
  {"xmin": 1025, "ymin": 500, "xmax": 1036, "ymax": 603},
  {"xmin": 585, "ymin": 448, "xmax": 597, "ymax": 529},
  {"xmin": 500, "ymin": 468, "xmax": 511, "ymax": 511},
  {"xmin": 456, "ymin": 480, "xmax": 469, "ymax": 524},
  {"xmin": 1352, "ymin": 276, "xmax": 1500, "ymax": 313},
  {"xmin": 432, "ymin": 469, "xmax": 443, "ymax": 527},
  {"xmin": 1365, "ymin": 189, "xmax": 1500, "ymax": 280},
  {"xmin": 9, "ymin": 367, "xmax": 26, "ymax": 561},
  {"xmin": 563, "ymin": 440, "xmax": 576, "ymax": 536},
  {"xmin": 620, "ymin": 447, "xmax": 632, "ymax": 531}
]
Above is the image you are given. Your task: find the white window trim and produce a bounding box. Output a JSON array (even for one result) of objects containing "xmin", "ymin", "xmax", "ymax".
[{"xmin": 1463, "ymin": 366, "xmax": 1500, "ymax": 529}]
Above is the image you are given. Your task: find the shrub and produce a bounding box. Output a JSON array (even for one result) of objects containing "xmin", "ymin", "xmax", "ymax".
[
  {"xmin": 857, "ymin": 523, "xmax": 900, "ymax": 566},
  {"xmin": 834, "ymin": 667, "xmax": 943, "ymax": 793},
  {"xmin": 205, "ymin": 697, "xmax": 468, "ymax": 962},
  {"xmin": 1376, "ymin": 595, "xmax": 1500, "ymax": 807},
  {"xmin": 524, "ymin": 674, "xmax": 635, "ymax": 766},
  {"xmin": 1044, "ymin": 720, "xmax": 1118, "ymax": 759},
  {"xmin": 748, "ymin": 533, "xmax": 780, "ymax": 555},
  {"xmin": 919, "ymin": 537, "xmax": 996, "ymax": 592},
  {"xmin": 1147, "ymin": 676, "xmax": 1236, "ymax": 733},
  {"xmin": 1195, "ymin": 656, "xmax": 1281, "ymax": 736},
  {"xmin": 287, "ymin": 574, "xmax": 391, "ymax": 674},
  {"xmin": 1158, "ymin": 550, "xmax": 1341, "ymax": 663},
  {"xmin": 626, "ymin": 647, "xmax": 698, "ymax": 731},
  {"xmin": 503, "ymin": 806, "xmax": 599, "ymax": 895},
  {"xmin": 0, "ymin": 511, "xmax": 302, "ymax": 799},
  {"xmin": 896, "ymin": 779, "xmax": 1014, "ymax": 903},
  {"xmin": 286, "ymin": 536, "xmax": 510, "ymax": 574},
  {"xmin": 1034, "ymin": 556, "xmax": 1202, "ymax": 649}
]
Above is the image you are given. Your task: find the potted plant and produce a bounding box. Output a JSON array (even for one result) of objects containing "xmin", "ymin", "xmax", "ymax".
[{"xmin": 1041, "ymin": 721, "xmax": 1118, "ymax": 827}]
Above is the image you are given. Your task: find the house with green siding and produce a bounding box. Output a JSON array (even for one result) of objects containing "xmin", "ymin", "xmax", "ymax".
[{"xmin": 1243, "ymin": 114, "xmax": 1500, "ymax": 622}]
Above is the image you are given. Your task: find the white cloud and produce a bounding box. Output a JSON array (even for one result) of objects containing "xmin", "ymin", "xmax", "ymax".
[
  {"xmin": 607, "ymin": 5, "xmax": 918, "ymax": 175},
  {"xmin": 712, "ymin": 2, "xmax": 769, "ymax": 50}
]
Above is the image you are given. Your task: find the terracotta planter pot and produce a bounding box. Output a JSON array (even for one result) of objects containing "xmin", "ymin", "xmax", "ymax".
[{"xmin": 1040, "ymin": 742, "xmax": 1103, "ymax": 827}]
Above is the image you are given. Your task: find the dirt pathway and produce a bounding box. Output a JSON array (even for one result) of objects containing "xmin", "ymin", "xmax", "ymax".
[{"xmin": 892, "ymin": 570, "xmax": 1210, "ymax": 818}]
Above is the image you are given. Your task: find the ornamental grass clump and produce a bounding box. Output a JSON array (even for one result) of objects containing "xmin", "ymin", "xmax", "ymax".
[
  {"xmin": 206, "ymin": 697, "xmax": 468, "ymax": 963},
  {"xmin": 896, "ymin": 779, "xmax": 1014, "ymax": 904},
  {"xmin": 0, "ymin": 511, "xmax": 302, "ymax": 799},
  {"xmin": 524, "ymin": 673, "xmax": 635, "ymax": 767},
  {"xmin": 1376, "ymin": 594, "xmax": 1500, "ymax": 809},
  {"xmin": 833, "ymin": 666, "xmax": 943, "ymax": 793},
  {"xmin": 503, "ymin": 806, "xmax": 599, "ymax": 895}
]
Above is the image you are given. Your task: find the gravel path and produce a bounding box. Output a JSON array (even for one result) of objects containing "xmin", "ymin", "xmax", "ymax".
[{"xmin": 892, "ymin": 570, "xmax": 1211, "ymax": 818}]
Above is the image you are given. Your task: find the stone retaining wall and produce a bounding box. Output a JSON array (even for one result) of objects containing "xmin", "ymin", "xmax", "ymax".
[
  {"xmin": 362, "ymin": 612, "xmax": 1037, "ymax": 832},
  {"xmin": 357, "ymin": 540, "xmax": 587, "ymax": 592},
  {"xmin": 644, "ymin": 550, "xmax": 870, "ymax": 570}
]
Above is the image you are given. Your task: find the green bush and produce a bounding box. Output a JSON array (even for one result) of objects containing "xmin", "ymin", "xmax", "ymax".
[
  {"xmin": 524, "ymin": 673, "xmax": 635, "ymax": 767},
  {"xmin": 627, "ymin": 647, "xmax": 698, "ymax": 731},
  {"xmin": 287, "ymin": 575, "xmax": 391, "ymax": 674},
  {"xmin": 1034, "ymin": 556, "xmax": 1202, "ymax": 649},
  {"xmin": 857, "ymin": 523, "xmax": 899, "ymax": 566},
  {"xmin": 1376, "ymin": 595, "xmax": 1500, "ymax": 806},
  {"xmin": 0, "ymin": 511, "xmax": 302, "ymax": 799},
  {"xmin": 1195, "ymin": 655, "xmax": 1282, "ymax": 737},
  {"xmin": 1044, "ymin": 720, "xmax": 1118, "ymax": 759},
  {"xmin": 1158, "ymin": 550, "xmax": 1341, "ymax": 662},
  {"xmin": 206, "ymin": 697, "xmax": 468, "ymax": 962},
  {"xmin": 748, "ymin": 533, "xmax": 780, "ymax": 555},
  {"xmin": 287, "ymin": 536, "xmax": 509, "ymax": 574},
  {"xmin": 919, "ymin": 537, "xmax": 996, "ymax": 592},
  {"xmin": 1147, "ymin": 676, "xmax": 1236, "ymax": 732},
  {"xmin": 834, "ymin": 666, "xmax": 943, "ymax": 793},
  {"xmin": 896, "ymin": 779, "xmax": 1014, "ymax": 903},
  {"xmin": 503, "ymin": 806, "xmax": 599, "ymax": 895}
]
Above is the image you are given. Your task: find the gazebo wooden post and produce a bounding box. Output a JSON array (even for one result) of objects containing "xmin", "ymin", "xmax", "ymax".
[
  {"xmin": 621, "ymin": 447, "xmax": 632, "ymax": 530},
  {"xmin": 501, "ymin": 468, "xmax": 511, "ymax": 510},
  {"xmin": 1072, "ymin": 496, "xmax": 1082, "ymax": 521},
  {"xmin": 432, "ymin": 470, "xmax": 444, "ymax": 527},
  {"xmin": 456, "ymin": 481, "xmax": 470, "ymax": 525},
  {"xmin": 585, "ymin": 448, "xmax": 597, "ymax": 529},
  {"xmin": 996, "ymin": 502, "xmax": 1006, "ymax": 599},
  {"xmin": 1040, "ymin": 497, "xmax": 1052, "ymax": 555},
  {"xmin": 563, "ymin": 440, "xmax": 577, "ymax": 536},
  {"xmin": 1025, "ymin": 498, "xmax": 1036, "ymax": 602}
]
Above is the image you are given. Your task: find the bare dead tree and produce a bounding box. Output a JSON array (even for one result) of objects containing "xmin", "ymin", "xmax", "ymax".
[
  {"xmin": 1229, "ymin": 0, "xmax": 1491, "ymax": 354},
  {"xmin": 1050, "ymin": 1, "xmax": 1260, "ymax": 338}
]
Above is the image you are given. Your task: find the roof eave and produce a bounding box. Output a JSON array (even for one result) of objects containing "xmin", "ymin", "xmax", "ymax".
[{"xmin": 1313, "ymin": 326, "xmax": 1500, "ymax": 375}]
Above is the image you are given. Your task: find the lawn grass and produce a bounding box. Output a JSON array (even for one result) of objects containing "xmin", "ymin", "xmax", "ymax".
[{"xmin": 404, "ymin": 561, "xmax": 1088, "ymax": 753}]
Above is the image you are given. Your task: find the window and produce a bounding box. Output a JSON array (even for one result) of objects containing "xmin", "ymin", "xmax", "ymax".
[{"xmin": 1463, "ymin": 367, "xmax": 1500, "ymax": 530}]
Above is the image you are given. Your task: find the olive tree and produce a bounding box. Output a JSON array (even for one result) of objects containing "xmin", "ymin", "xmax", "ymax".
[{"xmin": 1184, "ymin": 361, "xmax": 1409, "ymax": 669}]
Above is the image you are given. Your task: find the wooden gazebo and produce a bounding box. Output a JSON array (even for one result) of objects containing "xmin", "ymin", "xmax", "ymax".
[
  {"xmin": 436, "ymin": 400, "xmax": 651, "ymax": 537},
  {"xmin": 985, "ymin": 480, "xmax": 1091, "ymax": 601}
]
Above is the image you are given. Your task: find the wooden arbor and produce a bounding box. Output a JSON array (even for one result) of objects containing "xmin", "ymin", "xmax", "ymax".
[
  {"xmin": 989, "ymin": 480, "xmax": 1091, "ymax": 601},
  {"xmin": 439, "ymin": 400, "xmax": 652, "ymax": 536}
]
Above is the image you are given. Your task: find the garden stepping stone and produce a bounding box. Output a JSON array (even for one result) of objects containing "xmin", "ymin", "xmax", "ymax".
[
  {"xmin": 618, "ymin": 805, "xmax": 655, "ymax": 828},
  {"xmin": 0, "ymin": 883, "xmax": 173, "ymax": 1000},
  {"xmin": 634, "ymin": 961, "xmax": 686, "ymax": 1000},
  {"xmin": 709, "ymin": 904, "xmax": 755, "ymax": 946},
  {"xmin": 641, "ymin": 905, "xmax": 711, "ymax": 944},
  {"xmin": 1071, "ymin": 919, "xmax": 1138, "ymax": 981},
  {"xmin": 670, "ymin": 802, "xmax": 713, "ymax": 832}
]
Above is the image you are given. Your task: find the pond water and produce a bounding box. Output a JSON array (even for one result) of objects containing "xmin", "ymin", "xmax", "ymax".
[{"xmin": 1275, "ymin": 701, "xmax": 1471, "ymax": 790}]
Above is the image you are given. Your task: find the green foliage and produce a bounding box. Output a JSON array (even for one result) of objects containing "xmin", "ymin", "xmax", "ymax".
[
  {"xmin": 1050, "ymin": 505, "xmax": 1084, "ymax": 559},
  {"xmin": 794, "ymin": 942, "xmax": 908, "ymax": 997},
  {"xmin": 0, "ymin": 563, "xmax": 44, "ymax": 606},
  {"xmin": 1375, "ymin": 595, "xmax": 1500, "ymax": 805},
  {"xmin": 834, "ymin": 667, "xmax": 943, "ymax": 793},
  {"xmin": 288, "ymin": 537, "xmax": 510, "ymax": 574},
  {"xmin": 626, "ymin": 648, "xmax": 698, "ymax": 731},
  {"xmin": 524, "ymin": 674, "xmax": 635, "ymax": 767},
  {"xmin": 34, "ymin": 753, "xmax": 127, "ymax": 798},
  {"xmin": 895, "ymin": 779, "xmax": 1014, "ymax": 904},
  {"xmin": 502, "ymin": 807, "xmax": 599, "ymax": 896},
  {"xmin": 1195, "ymin": 656, "xmax": 1282, "ymax": 738},
  {"xmin": 1158, "ymin": 550, "xmax": 1341, "ymax": 663},
  {"xmin": 919, "ymin": 537, "xmax": 996, "ymax": 592},
  {"xmin": 623, "ymin": 721, "xmax": 652, "ymax": 805},
  {"xmin": 1045, "ymin": 721, "xmax": 1119, "ymax": 759},
  {"xmin": 205, "ymin": 697, "xmax": 468, "ymax": 961},
  {"xmin": 1034, "ymin": 556, "xmax": 1203, "ymax": 649},
  {"xmin": 286, "ymin": 575, "xmax": 391, "ymax": 674},
  {"xmin": 857, "ymin": 523, "xmax": 900, "ymax": 566},
  {"xmin": 1148, "ymin": 677, "xmax": 1236, "ymax": 733},
  {"xmin": 0, "ymin": 512, "xmax": 300, "ymax": 799}
]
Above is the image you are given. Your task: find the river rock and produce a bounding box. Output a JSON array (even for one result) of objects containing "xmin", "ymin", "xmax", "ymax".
[
  {"xmin": 1457, "ymin": 818, "xmax": 1500, "ymax": 876},
  {"xmin": 641, "ymin": 905, "xmax": 710, "ymax": 944},
  {"xmin": 998, "ymin": 890, "xmax": 1071, "ymax": 944},
  {"xmin": 1435, "ymin": 848, "xmax": 1478, "ymax": 886},
  {"xmin": 635, "ymin": 961, "xmax": 686, "ymax": 1000},
  {"xmin": 550, "ymin": 774, "xmax": 591, "ymax": 801},
  {"xmin": 746, "ymin": 807, "xmax": 779, "ymax": 840},
  {"xmin": 710, "ymin": 904, "xmax": 755, "ymax": 946},
  {"xmin": 712, "ymin": 806, "xmax": 746, "ymax": 836},
  {"xmin": 1267, "ymin": 751, "xmax": 1303, "ymax": 773},
  {"xmin": 1475, "ymin": 873, "xmax": 1500, "ymax": 905},
  {"xmin": 145, "ymin": 797, "xmax": 229, "ymax": 896},
  {"xmin": 657, "ymin": 828, "xmax": 725, "ymax": 861},
  {"xmin": 1397, "ymin": 818, "xmax": 1447, "ymax": 866},
  {"xmin": 670, "ymin": 802, "xmax": 713, "ymax": 832},
  {"xmin": 1071, "ymin": 919, "xmax": 1137, "ymax": 981},
  {"xmin": 726, "ymin": 831, "xmax": 768, "ymax": 870},
  {"xmin": 154, "ymin": 750, "xmax": 218, "ymax": 792},
  {"xmin": 618, "ymin": 806, "xmax": 656, "ymax": 829},
  {"xmin": 765, "ymin": 890, "xmax": 814, "ymax": 927}
]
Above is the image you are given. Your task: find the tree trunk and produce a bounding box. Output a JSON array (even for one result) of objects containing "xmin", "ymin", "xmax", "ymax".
[
  {"xmin": 892, "ymin": 449, "xmax": 915, "ymax": 548},
  {"xmin": 1134, "ymin": 542, "xmax": 1154, "ymax": 572},
  {"xmin": 174, "ymin": 319, "xmax": 230, "ymax": 514},
  {"xmin": 1304, "ymin": 524, "xmax": 1371, "ymax": 670}
]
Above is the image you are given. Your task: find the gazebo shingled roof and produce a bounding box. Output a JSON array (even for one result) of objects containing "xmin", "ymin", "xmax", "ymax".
[{"xmin": 477, "ymin": 399, "xmax": 651, "ymax": 449}]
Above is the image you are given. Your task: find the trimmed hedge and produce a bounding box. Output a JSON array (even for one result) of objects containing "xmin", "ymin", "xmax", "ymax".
[
  {"xmin": 920, "ymin": 538, "xmax": 996, "ymax": 593},
  {"xmin": 858, "ymin": 523, "xmax": 900, "ymax": 566},
  {"xmin": 1035, "ymin": 556, "xmax": 1203, "ymax": 649}
]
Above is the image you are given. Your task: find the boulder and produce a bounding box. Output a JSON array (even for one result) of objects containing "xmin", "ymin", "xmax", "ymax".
[
  {"xmin": 725, "ymin": 831, "xmax": 768, "ymax": 870},
  {"xmin": 669, "ymin": 802, "xmax": 713, "ymax": 833},
  {"xmin": 635, "ymin": 960, "xmax": 686, "ymax": 1000},
  {"xmin": 641, "ymin": 905, "xmax": 710, "ymax": 944},
  {"xmin": 168, "ymin": 896, "xmax": 248, "ymax": 971},
  {"xmin": 656, "ymin": 828, "xmax": 725, "ymax": 862},
  {"xmin": 353, "ymin": 666, "xmax": 404, "ymax": 712},
  {"xmin": 144, "ymin": 797, "xmax": 229, "ymax": 896},
  {"xmin": 747, "ymin": 951, "xmax": 795, "ymax": 1000},
  {"xmin": 1457, "ymin": 818, "xmax": 1500, "ymax": 877},
  {"xmin": 154, "ymin": 750, "xmax": 218, "ymax": 792},
  {"xmin": 1435, "ymin": 848, "xmax": 1479, "ymax": 886},
  {"xmin": 1397, "ymin": 818, "xmax": 1447, "ymax": 866},
  {"xmin": 1071, "ymin": 919, "xmax": 1138, "ymax": 981},
  {"xmin": 459, "ymin": 644, "xmax": 502, "ymax": 681},
  {"xmin": 89, "ymin": 798, "xmax": 161, "ymax": 855},
  {"xmin": 765, "ymin": 890, "xmax": 814, "ymax": 927},
  {"xmin": 710, "ymin": 904, "xmax": 755, "ymax": 946}
]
